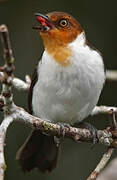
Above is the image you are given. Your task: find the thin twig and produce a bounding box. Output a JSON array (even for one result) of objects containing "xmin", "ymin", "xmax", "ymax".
[
  {"xmin": 12, "ymin": 77, "xmax": 30, "ymax": 91},
  {"xmin": 88, "ymin": 108, "xmax": 116, "ymax": 180},
  {"xmin": 0, "ymin": 74, "xmax": 30, "ymax": 91},
  {"xmin": 0, "ymin": 116, "xmax": 14, "ymax": 180},
  {"xmin": 0, "ymin": 24, "xmax": 15, "ymax": 180},
  {"xmin": 91, "ymin": 106, "xmax": 117, "ymax": 116},
  {"xmin": 87, "ymin": 148, "xmax": 114, "ymax": 180},
  {"xmin": 97, "ymin": 158, "xmax": 117, "ymax": 180},
  {"xmin": 0, "ymin": 24, "xmax": 14, "ymax": 67},
  {"xmin": 0, "ymin": 24, "xmax": 14, "ymax": 113},
  {"xmin": 106, "ymin": 70, "xmax": 117, "ymax": 81}
]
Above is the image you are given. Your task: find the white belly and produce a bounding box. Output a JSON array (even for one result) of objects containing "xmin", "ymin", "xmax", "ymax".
[{"xmin": 32, "ymin": 46, "xmax": 105, "ymax": 124}]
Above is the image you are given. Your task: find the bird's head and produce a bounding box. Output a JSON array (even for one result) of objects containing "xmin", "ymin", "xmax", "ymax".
[{"xmin": 33, "ymin": 11, "xmax": 84, "ymax": 66}]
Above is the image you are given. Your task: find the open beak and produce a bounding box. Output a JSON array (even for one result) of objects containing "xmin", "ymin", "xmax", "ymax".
[{"xmin": 33, "ymin": 13, "xmax": 54, "ymax": 32}]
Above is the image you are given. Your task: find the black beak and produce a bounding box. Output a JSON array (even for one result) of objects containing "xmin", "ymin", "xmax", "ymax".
[
  {"xmin": 33, "ymin": 13, "xmax": 54, "ymax": 32},
  {"xmin": 35, "ymin": 13, "xmax": 50, "ymax": 22}
]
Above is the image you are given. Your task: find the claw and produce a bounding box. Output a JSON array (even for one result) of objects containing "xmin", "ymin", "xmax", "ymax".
[{"xmin": 58, "ymin": 123, "xmax": 70, "ymax": 137}]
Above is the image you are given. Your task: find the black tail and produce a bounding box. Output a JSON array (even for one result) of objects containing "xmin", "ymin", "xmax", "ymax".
[{"xmin": 16, "ymin": 130, "xmax": 60, "ymax": 172}]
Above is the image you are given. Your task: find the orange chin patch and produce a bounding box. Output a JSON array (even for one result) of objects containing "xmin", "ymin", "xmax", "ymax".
[
  {"xmin": 40, "ymin": 30, "xmax": 73, "ymax": 67},
  {"xmin": 51, "ymin": 46, "xmax": 72, "ymax": 67},
  {"xmin": 46, "ymin": 44, "xmax": 72, "ymax": 67}
]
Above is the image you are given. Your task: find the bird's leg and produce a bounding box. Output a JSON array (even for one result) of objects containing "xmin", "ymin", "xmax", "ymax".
[
  {"xmin": 73, "ymin": 122, "xmax": 98, "ymax": 144},
  {"xmin": 54, "ymin": 136, "xmax": 60, "ymax": 147}
]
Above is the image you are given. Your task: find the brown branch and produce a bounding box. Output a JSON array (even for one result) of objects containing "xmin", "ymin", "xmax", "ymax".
[
  {"xmin": 87, "ymin": 148, "xmax": 114, "ymax": 180},
  {"xmin": 4, "ymin": 104, "xmax": 113, "ymax": 147},
  {"xmin": 97, "ymin": 158, "xmax": 117, "ymax": 180}
]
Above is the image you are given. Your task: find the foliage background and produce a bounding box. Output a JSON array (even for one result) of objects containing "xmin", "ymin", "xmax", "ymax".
[{"xmin": 0, "ymin": 0, "xmax": 117, "ymax": 179}]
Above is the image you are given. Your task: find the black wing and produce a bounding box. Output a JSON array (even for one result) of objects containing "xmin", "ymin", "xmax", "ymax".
[{"xmin": 28, "ymin": 66, "xmax": 38, "ymax": 114}]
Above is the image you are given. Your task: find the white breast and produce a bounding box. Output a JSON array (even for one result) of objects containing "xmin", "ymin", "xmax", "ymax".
[{"xmin": 32, "ymin": 33, "xmax": 105, "ymax": 124}]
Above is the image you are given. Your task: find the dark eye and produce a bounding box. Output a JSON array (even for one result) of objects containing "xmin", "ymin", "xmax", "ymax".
[{"xmin": 59, "ymin": 19, "xmax": 68, "ymax": 27}]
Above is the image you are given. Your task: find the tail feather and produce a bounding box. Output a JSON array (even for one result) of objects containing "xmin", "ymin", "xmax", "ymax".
[{"xmin": 16, "ymin": 130, "xmax": 60, "ymax": 172}]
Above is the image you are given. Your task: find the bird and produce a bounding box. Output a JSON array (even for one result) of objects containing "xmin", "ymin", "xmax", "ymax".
[{"xmin": 16, "ymin": 11, "xmax": 105, "ymax": 173}]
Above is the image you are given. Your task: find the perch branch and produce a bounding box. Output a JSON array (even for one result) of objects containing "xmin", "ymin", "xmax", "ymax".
[{"xmin": 0, "ymin": 104, "xmax": 114, "ymax": 147}]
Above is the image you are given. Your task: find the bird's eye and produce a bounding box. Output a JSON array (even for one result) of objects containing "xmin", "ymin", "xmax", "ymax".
[{"xmin": 59, "ymin": 19, "xmax": 68, "ymax": 27}]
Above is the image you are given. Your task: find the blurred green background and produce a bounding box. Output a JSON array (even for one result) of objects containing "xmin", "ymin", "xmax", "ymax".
[{"xmin": 0, "ymin": 0, "xmax": 117, "ymax": 179}]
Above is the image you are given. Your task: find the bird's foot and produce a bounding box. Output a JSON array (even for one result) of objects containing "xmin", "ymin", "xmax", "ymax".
[
  {"xmin": 44, "ymin": 119, "xmax": 51, "ymax": 123},
  {"xmin": 57, "ymin": 122, "xmax": 70, "ymax": 137},
  {"xmin": 74, "ymin": 122, "xmax": 98, "ymax": 144}
]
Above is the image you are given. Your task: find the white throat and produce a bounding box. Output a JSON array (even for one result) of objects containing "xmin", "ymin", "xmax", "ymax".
[{"xmin": 68, "ymin": 31, "xmax": 86, "ymax": 48}]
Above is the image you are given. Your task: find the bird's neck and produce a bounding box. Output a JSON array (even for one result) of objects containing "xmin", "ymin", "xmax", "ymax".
[{"xmin": 42, "ymin": 32, "xmax": 86, "ymax": 67}]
